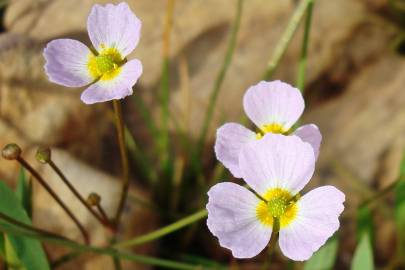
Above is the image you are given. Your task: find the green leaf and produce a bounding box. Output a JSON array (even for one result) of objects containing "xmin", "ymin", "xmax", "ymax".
[
  {"xmin": 304, "ymin": 236, "xmax": 338, "ymax": 270},
  {"xmin": 0, "ymin": 182, "xmax": 50, "ymax": 270},
  {"xmin": 356, "ymin": 206, "xmax": 373, "ymax": 239},
  {"xmin": 395, "ymin": 151, "xmax": 405, "ymax": 255},
  {"xmin": 351, "ymin": 206, "xmax": 374, "ymax": 270},
  {"xmin": 351, "ymin": 233, "xmax": 374, "ymax": 270},
  {"xmin": 4, "ymin": 235, "xmax": 26, "ymax": 269},
  {"xmin": 15, "ymin": 168, "xmax": 32, "ymax": 218}
]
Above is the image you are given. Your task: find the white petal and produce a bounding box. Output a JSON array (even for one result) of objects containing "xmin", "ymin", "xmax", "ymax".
[
  {"xmin": 239, "ymin": 133, "xmax": 315, "ymax": 195},
  {"xmin": 243, "ymin": 80, "xmax": 304, "ymax": 130},
  {"xmin": 279, "ymin": 186, "xmax": 345, "ymax": 261},
  {"xmin": 293, "ymin": 124, "xmax": 322, "ymax": 159},
  {"xmin": 81, "ymin": 59, "xmax": 142, "ymax": 104},
  {"xmin": 87, "ymin": 2, "xmax": 141, "ymax": 57},
  {"xmin": 207, "ymin": 182, "xmax": 272, "ymax": 258},
  {"xmin": 44, "ymin": 39, "xmax": 94, "ymax": 87},
  {"xmin": 214, "ymin": 123, "xmax": 256, "ymax": 178}
]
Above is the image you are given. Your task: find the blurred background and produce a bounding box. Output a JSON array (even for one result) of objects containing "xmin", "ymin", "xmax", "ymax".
[{"xmin": 0, "ymin": 0, "xmax": 405, "ymax": 269}]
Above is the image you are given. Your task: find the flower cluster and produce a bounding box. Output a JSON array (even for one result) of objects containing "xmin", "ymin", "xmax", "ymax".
[
  {"xmin": 207, "ymin": 81, "xmax": 345, "ymax": 261},
  {"xmin": 42, "ymin": 1, "xmax": 344, "ymax": 263},
  {"xmin": 44, "ymin": 2, "xmax": 142, "ymax": 104}
]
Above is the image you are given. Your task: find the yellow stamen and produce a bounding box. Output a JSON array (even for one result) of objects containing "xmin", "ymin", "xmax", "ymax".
[
  {"xmin": 256, "ymin": 188, "xmax": 298, "ymax": 228},
  {"xmin": 87, "ymin": 46, "xmax": 123, "ymax": 81},
  {"xmin": 256, "ymin": 123, "xmax": 289, "ymax": 139}
]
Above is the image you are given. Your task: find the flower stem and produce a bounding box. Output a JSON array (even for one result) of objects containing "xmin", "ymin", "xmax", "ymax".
[
  {"xmin": 197, "ymin": 0, "xmax": 244, "ymax": 155},
  {"xmin": 296, "ymin": 0, "xmax": 314, "ymax": 91},
  {"xmin": 360, "ymin": 179, "xmax": 401, "ymax": 208},
  {"xmin": 16, "ymin": 156, "xmax": 90, "ymax": 244},
  {"xmin": 262, "ymin": 0, "xmax": 314, "ymax": 80},
  {"xmin": 0, "ymin": 210, "xmax": 69, "ymax": 241},
  {"xmin": 96, "ymin": 203, "xmax": 109, "ymax": 224},
  {"xmin": 114, "ymin": 209, "xmax": 207, "ymax": 248},
  {"xmin": 0, "ymin": 223, "xmax": 214, "ymax": 270},
  {"xmin": 48, "ymin": 160, "xmax": 113, "ymax": 230},
  {"xmin": 159, "ymin": 0, "xmax": 175, "ymax": 175},
  {"xmin": 113, "ymin": 100, "xmax": 130, "ymax": 227}
]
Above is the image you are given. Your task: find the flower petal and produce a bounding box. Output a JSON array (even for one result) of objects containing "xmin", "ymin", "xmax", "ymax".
[
  {"xmin": 87, "ymin": 2, "xmax": 141, "ymax": 57},
  {"xmin": 80, "ymin": 59, "xmax": 142, "ymax": 104},
  {"xmin": 207, "ymin": 182, "xmax": 272, "ymax": 258},
  {"xmin": 214, "ymin": 123, "xmax": 256, "ymax": 178},
  {"xmin": 293, "ymin": 124, "xmax": 322, "ymax": 159},
  {"xmin": 44, "ymin": 39, "xmax": 94, "ymax": 87},
  {"xmin": 239, "ymin": 133, "xmax": 315, "ymax": 195},
  {"xmin": 279, "ymin": 186, "xmax": 345, "ymax": 261},
  {"xmin": 243, "ymin": 80, "xmax": 304, "ymax": 131}
]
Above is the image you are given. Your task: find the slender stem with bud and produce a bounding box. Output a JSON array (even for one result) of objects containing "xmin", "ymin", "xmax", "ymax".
[
  {"xmin": 112, "ymin": 100, "xmax": 130, "ymax": 228},
  {"xmin": 36, "ymin": 147, "xmax": 114, "ymax": 230},
  {"xmin": 17, "ymin": 157, "xmax": 90, "ymax": 244},
  {"xmin": 1, "ymin": 144, "xmax": 90, "ymax": 244},
  {"xmin": 87, "ymin": 193, "xmax": 111, "ymax": 227}
]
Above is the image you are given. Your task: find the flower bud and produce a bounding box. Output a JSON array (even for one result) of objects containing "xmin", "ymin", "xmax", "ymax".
[
  {"xmin": 87, "ymin": 193, "xmax": 101, "ymax": 206},
  {"xmin": 2, "ymin": 143, "xmax": 22, "ymax": 160},
  {"xmin": 35, "ymin": 147, "xmax": 51, "ymax": 164}
]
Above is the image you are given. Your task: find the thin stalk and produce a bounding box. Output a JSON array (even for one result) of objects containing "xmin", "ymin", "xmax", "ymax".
[
  {"xmin": 360, "ymin": 180, "xmax": 401, "ymax": 208},
  {"xmin": 261, "ymin": 226, "xmax": 279, "ymax": 269},
  {"xmin": 96, "ymin": 204, "xmax": 109, "ymax": 224},
  {"xmin": 16, "ymin": 157, "xmax": 89, "ymax": 244},
  {"xmin": 51, "ymin": 251, "xmax": 81, "ymax": 269},
  {"xmin": 197, "ymin": 0, "xmax": 244, "ymax": 155},
  {"xmin": 113, "ymin": 256, "xmax": 123, "ymax": 270},
  {"xmin": 115, "ymin": 209, "xmax": 207, "ymax": 248},
  {"xmin": 0, "ymin": 211, "xmax": 69, "ymax": 241},
  {"xmin": 132, "ymin": 95, "xmax": 160, "ymax": 143},
  {"xmin": 262, "ymin": 0, "xmax": 314, "ymax": 80},
  {"xmin": 48, "ymin": 160, "xmax": 113, "ymax": 230},
  {"xmin": 125, "ymin": 126, "xmax": 157, "ymax": 184},
  {"xmin": 159, "ymin": 0, "xmax": 175, "ymax": 170},
  {"xmin": 296, "ymin": 0, "xmax": 314, "ymax": 91},
  {"xmin": 0, "ymin": 224, "xmax": 209, "ymax": 270},
  {"xmin": 113, "ymin": 100, "xmax": 130, "ymax": 226}
]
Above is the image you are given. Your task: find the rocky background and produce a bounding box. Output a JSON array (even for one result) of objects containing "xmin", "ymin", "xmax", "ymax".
[{"xmin": 0, "ymin": 0, "xmax": 405, "ymax": 269}]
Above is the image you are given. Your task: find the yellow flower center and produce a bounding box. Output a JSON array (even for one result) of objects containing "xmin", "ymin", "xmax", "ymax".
[
  {"xmin": 256, "ymin": 123, "xmax": 289, "ymax": 139},
  {"xmin": 256, "ymin": 188, "xmax": 298, "ymax": 229},
  {"xmin": 87, "ymin": 46, "xmax": 123, "ymax": 81}
]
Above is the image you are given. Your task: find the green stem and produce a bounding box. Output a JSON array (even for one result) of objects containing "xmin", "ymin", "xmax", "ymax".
[
  {"xmin": 0, "ymin": 224, "xmax": 208, "ymax": 270},
  {"xmin": 113, "ymin": 100, "xmax": 130, "ymax": 226},
  {"xmin": 132, "ymin": 95, "xmax": 160, "ymax": 143},
  {"xmin": 197, "ymin": 0, "xmax": 244, "ymax": 155},
  {"xmin": 296, "ymin": 0, "xmax": 314, "ymax": 91},
  {"xmin": 360, "ymin": 179, "xmax": 401, "ymax": 208},
  {"xmin": 51, "ymin": 251, "xmax": 81, "ymax": 269},
  {"xmin": 159, "ymin": 0, "xmax": 175, "ymax": 174},
  {"xmin": 0, "ymin": 211, "xmax": 69, "ymax": 241},
  {"xmin": 262, "ymin": 0, "xmax": 314, "ymax": 80},
  {"xmin": 114, "ymin": 209, "xmax": 207, "ymax": 248},
  {"xmin": 125, "ymin": 126, "xmax": 157, "ymax": 184}
]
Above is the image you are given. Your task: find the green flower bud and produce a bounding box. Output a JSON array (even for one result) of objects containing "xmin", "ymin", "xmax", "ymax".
[
  {"xmin": 2, "ymin": 143, "xmax": 22, "ymax": 160},
  {"xmin": 35, "ymin": 147, "xmax": 52, "ymax": 164},
  {"xmin": 87, "ymin": 193, "xmax": 101, "ymax": 206}
]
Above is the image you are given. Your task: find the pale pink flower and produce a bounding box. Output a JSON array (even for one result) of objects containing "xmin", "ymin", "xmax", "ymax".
[
  {"xmin": 215, "ymin": 80, "xmax": 321, "ymax": 178},
  {"xmin": 44, "ymin": 2, "xmax": 142, "ymax": 104},
  {"xmin": 207, "ymin": 134, "xmax": 344, "ymax": 261}
]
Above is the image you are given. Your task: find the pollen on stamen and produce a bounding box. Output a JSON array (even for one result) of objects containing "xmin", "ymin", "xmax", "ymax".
[
  {"xmin": 256, "ymin": 123, "xmax": 289, "ymax": 139},
  {"xmin": 256, "ymin": 188, "xmax": 298, "ymax": 228},
  {"xmin": 87, "ymin": 47, "xmax": 124, "ymax": 81}
]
